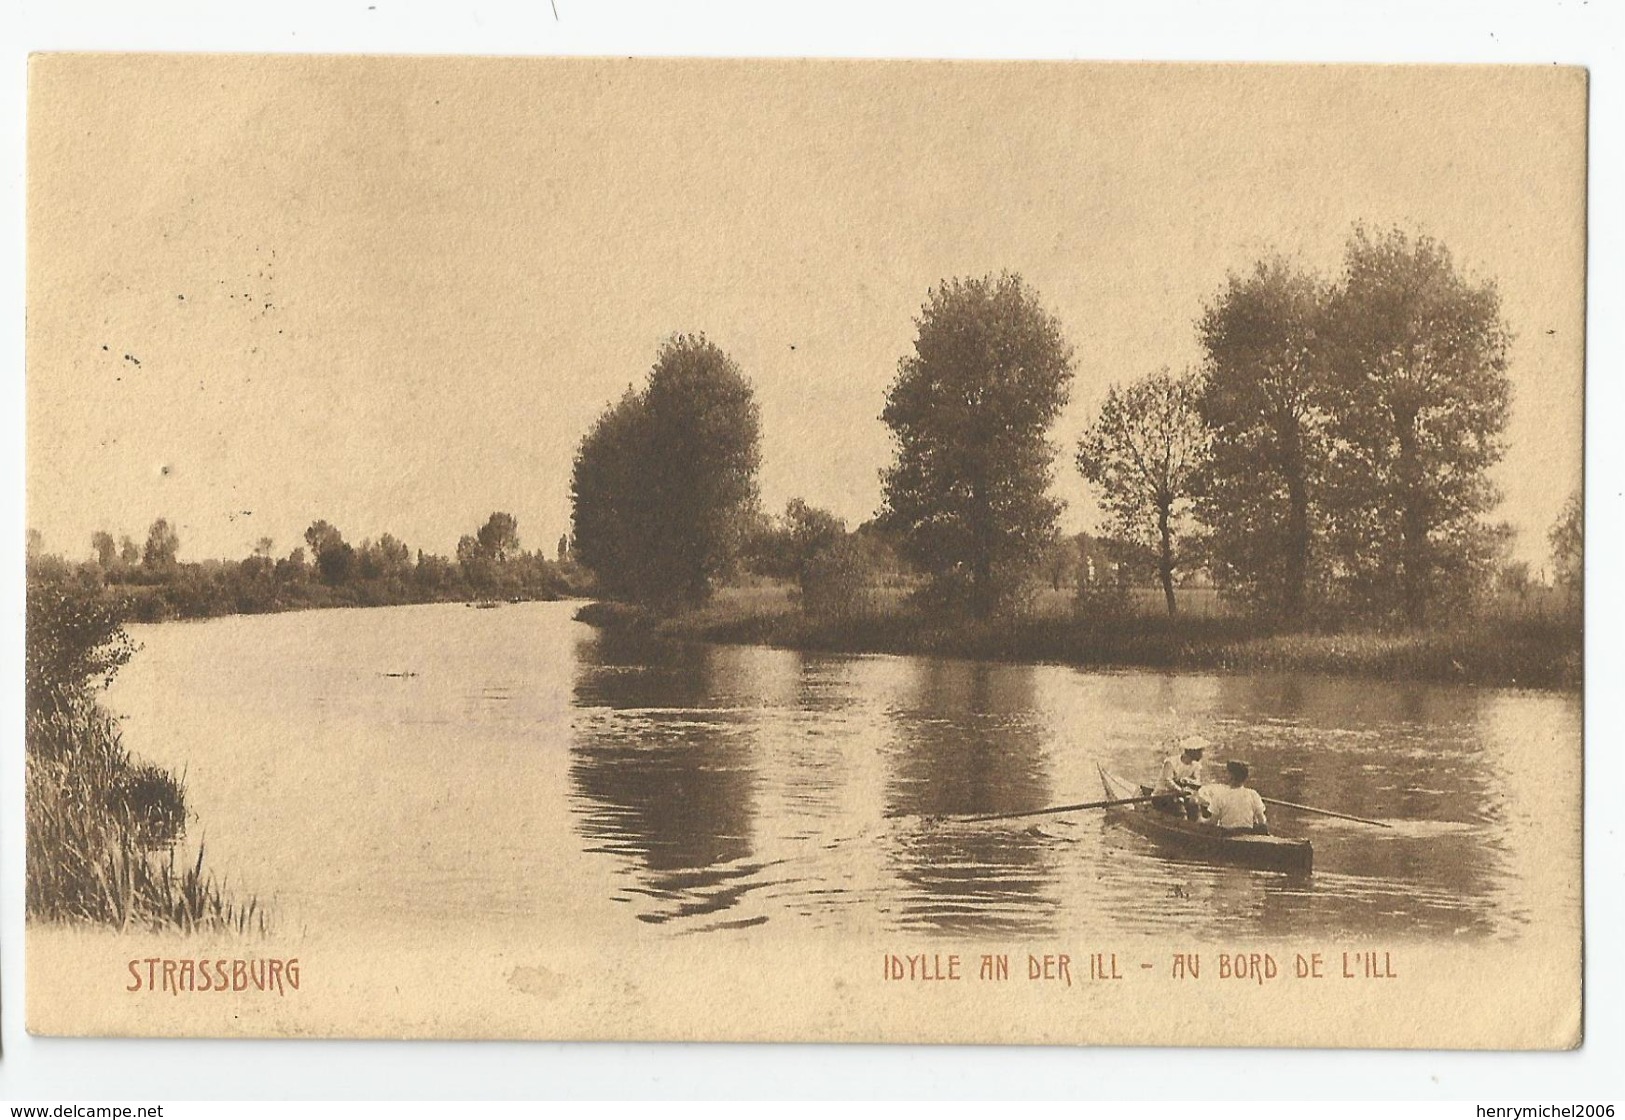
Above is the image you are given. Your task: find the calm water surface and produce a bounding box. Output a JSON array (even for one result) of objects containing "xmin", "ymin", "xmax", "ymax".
[{"xmin": 108, "ymin": 601, "xmax": 1578, "ymax": 942}]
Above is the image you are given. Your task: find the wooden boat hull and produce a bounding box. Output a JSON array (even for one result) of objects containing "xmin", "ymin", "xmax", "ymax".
[{"xmin": 1097, "ymin": 765, "xmax": 1313, "ymax": 873}]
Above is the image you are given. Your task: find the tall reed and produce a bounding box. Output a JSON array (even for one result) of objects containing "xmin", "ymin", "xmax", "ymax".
[{"xmin": 27, "ymin": 693, "xmax": 266, "ymax": 934}]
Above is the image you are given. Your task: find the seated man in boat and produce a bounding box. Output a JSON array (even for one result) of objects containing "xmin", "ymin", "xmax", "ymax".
[
  {"xmin": 1151, "ymin": 736, "xmax": 1207, "ymax": 818},
  {"xmin": 1198, "ymin": 760, "xmax": 1270, "ymax": 835}
]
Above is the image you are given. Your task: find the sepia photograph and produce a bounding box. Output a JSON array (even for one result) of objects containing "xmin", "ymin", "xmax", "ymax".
[{"xmin": 22, "ymin": 54, "xmax": 1585, "ymax": 1049}]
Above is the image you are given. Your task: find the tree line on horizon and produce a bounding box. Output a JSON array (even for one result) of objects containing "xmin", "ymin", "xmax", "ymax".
[
  {"xmin": 26, "ymin": 512, "xmax": 585, "ymax": 622},
  {"xmin": 570, "ymin": 225, "xmax": 1582, "ymax": 628}
]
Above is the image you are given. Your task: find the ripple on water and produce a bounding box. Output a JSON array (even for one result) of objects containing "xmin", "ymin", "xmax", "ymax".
[{"xmin": 107, "ymin": 604, "xmax": 1574, "ymax": 943}]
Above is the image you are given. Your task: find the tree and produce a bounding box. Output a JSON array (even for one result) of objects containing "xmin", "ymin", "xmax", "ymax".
[
  {"xmin": 1078, "ymin": 368, "xmax": 1208, "ymax": 615},
  {"xmin": 456, "ymin": 533, "xmax": 494, "ymax": 592},
  {"xmin": 358, "ymin": 534, "xmax": 412, "ymax": 582},
  {"xmin": 1322, "ymin": 227, "xmax": 1511, "ymax": 625},
  {"xmin": 1439, "ymin": 519, "xmax": 1516, "ymax": 616},
  {"xmin": 572, "ymin": 388, "xmax": 653, "ymax": 600},
  {"xmin": 317, "ymin": 543, "xmax": 355, "ymax": 585},
  {"xmin": 476, "ymin": 513, "xmax": 520, "ymax": 563},
  {"xmin": 142, "ymin": 518, "xmax": 181, "ymax": 569},
  {"xmin": 639, "ymin": 335, "xmax": 762, "ymax": 604},
  {"xmin": 571, "ymin": 334, "xmax": 761, "ymax": 607},
  {"xmin": 119, "ymin": 536, "xmax": 141, "ymax": 566},
  {"xmin": 411, "ymin": 549, "xmax": 455, "ymax": 594},
  {"xmin": 26, "ymin": 582, "xmax": 135, "ymax": 715},
  {"xmin": 1040, "ymin": 536, "xmax": 1079, "ymax": 592},
  {"xmin": 879, "ymin": 273, "xmax": 1074, "ymax": 617},
  {"xmin": 374, "ymin": 534, "xmax": 411, "ymax": 579},
  {"xmin": 1549, "ymin": 490, "xmax": 1582, "ymax": 598},
  {"xmin": 1196, "ymin": 257, "xmax": 1330, "ymax": 622},
  {"xmin": 275, "ymin": 547, "xmax": 308, "ymax": 583},
  {"xmin": 769, "ymin": 499, "xmax": 859, "ymax": 611},
  {"xmin": 304, "ymin": 520, "xmax": 340, "ymax": 555},
  {"xmin": 304, "ymin": 520, "xmax": 355, "ymax": 586},
  {"xmin": 783, "ymin": 499, "xmax": 845, "ymax": 559},
  {"xmin": 448, "ymin": 516, "xmax": 518, "ymax": 594},
  {"xmin": 91, "ymin": 531, "xmax": 118, "ymax": 568}
]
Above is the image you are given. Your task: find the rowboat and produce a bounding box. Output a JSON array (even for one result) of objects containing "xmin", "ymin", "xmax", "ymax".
[{"xmin": 1097, "ymin": 764, "xmax": 1313, "ymax": 873}]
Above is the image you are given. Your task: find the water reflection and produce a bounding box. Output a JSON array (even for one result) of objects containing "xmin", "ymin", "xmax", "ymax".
[
  {"xmin": 106, "ymin": 603, "xmax": 1572, "ymax": 943},
  {"xmin": 1209, "ymin": 673, "xmax": 1510, "ymax": 933},
  {"xmin": 569, "ymin": 630, "xmax": 766, "ymax": 925},
  {"xmin": 562, "ymin": 637, "xmax": 1552, "ymax": 939},
  {"xmin": 883, "ymin": 661, "xmax": 1060, "ymax": 935}
]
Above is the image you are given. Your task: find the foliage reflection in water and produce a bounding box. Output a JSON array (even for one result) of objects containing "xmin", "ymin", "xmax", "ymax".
[
  {"xmin": 108, "ymin": 602, "xmax": 1573, "ymax": 942},
  {"xmin": 565, "ymin": 614, "xmax": 1564, "ymax": 941}
]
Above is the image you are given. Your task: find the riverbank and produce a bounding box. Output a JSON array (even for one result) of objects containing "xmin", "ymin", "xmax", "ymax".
[
  {"xmin": 28, "ymin": 549, "xmax": 591, "ymax": 625},
  {"xmin": 575, "ymin": 596, "xmax": 1582, "ymax": 691},
  {"xmin": 113, "ymin": 577, "xmax": 580, "ymax": 624},
  {"xmin": 24, "ymin": 572, "xmax": 582, "ymax": 626},
  {"xmin": 28, "ymin": 694, "xmax": 267, "ymax": 934},
  {"xmin": 26, "ymin": 583, "xmax": 266, "ymax": 933}
]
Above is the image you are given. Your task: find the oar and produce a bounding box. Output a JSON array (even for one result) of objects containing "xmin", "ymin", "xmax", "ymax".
[
  {"xmin": 957, "ymin": 794, "xmax": 1159, "ymax": 823},
  {"xmin": 1261, "ymin": 796, "xmax": 1392, "ymax": 829}
]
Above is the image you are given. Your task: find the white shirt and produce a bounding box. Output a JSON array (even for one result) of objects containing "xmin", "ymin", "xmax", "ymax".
[
  {"xmin": 1153, "ymin": 755, "xmax": 1203, "ymax": 797},
  {"xmin": 1200, "ymin": 784, "xmax": 1268, "ymax": 831}
]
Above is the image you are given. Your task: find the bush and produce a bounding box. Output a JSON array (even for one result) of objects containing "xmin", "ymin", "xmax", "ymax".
[
  {"xmin": 25, "ymin": 583, "xmax": 135, "ymax": 715},
  {"xmin": 800, "ymin": 539, "xmax": 874, "ymax": 622},
  {"xmin": 112, "ymin": 763, "xmax": 188, "ymax": 847},
  {"xmin": 1074, "ymin": 574, "xmax": 1133, "ymax": 623}
]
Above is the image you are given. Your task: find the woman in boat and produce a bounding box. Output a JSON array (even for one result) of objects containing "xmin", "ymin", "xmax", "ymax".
[
  {"xmin": 1198, "ymin": 760, "xmax": 1270, "ymax": 835},
  {"xmin": 1151, "ymin": 736, "xmax": 1208, "ymax": 818}
]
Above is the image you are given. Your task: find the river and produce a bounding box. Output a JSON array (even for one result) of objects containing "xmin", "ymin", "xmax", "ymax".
[{"xmin": 106, "ymin": 600, "xmax": 1578, "ymax": 944}]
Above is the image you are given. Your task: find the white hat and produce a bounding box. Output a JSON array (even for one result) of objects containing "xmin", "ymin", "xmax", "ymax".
[{"xmin": 1178, "ymin": 735, "xmax": 1211, "ymax": 754}]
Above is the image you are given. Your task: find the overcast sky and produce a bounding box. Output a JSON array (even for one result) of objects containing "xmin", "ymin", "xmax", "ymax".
[{"xmin": 27, "ymin": 57, "xmax": 1585, "ymax": 569}]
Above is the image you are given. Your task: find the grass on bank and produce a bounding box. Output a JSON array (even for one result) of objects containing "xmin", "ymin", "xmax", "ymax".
[
  {"xmin": 576, "ymin": 584, "xmax": 1581, "ymax": 691},
  {"xmin": 26, "ymin": 695, "xmax": 266, "ymax": 934}
]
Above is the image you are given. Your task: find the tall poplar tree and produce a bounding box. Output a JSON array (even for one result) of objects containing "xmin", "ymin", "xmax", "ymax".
[
  {"xmin": 879, "ymin": 274, "xmax": 1074, "ymax": 617},
  {"xmin": 1196, "ymin": 258, "xmax": 1330, "ymax": 622},
  {"xmin": 571, "ymin": 334, "xmax": 761, "ymax": 608},
  {"xmin": 1322, "ymin": 227, "xmax": 1511, "ymax": 624}
]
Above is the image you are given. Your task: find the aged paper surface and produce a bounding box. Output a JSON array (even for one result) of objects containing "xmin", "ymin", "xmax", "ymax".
[{"xmin": 25, "ymin": 56, "xmax": 1584, "ymax": 1047}]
